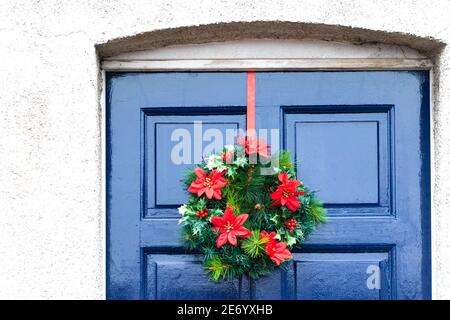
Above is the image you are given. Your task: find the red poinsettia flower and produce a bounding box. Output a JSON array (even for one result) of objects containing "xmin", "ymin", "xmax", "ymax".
[
  {"xmin": 270, "ymin": 172, "xmax": 305, "ymax": 211},
  {"xmin": 211, "ymin": 207, "xmax": 251, "ymax": 248},
  {"xmin": 188, "ymin": 168, "xmax": 227, "ymax": 199},
  {"xmin": 221, "ymin": 150, "xmax": 234, "ymax": 164},
  {"xmin": 260, "ymin": 231, "xmax": 293, "ymax": 266},
  {"xmin": 237, "ymin": 136, "xmax": 271, "ymax": 158}
]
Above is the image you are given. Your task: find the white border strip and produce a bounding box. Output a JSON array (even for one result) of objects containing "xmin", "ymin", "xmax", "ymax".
[
  {"xmin": 102, "ymin": 58, "xmax": 433, "ymax": 71},
  {"xmin": 430, "ymin": 67, "xmax": 436, "ymax": 300},
  {"xmin": 100, "ymin": 70, "xmax": 107, "ymax": 299}
]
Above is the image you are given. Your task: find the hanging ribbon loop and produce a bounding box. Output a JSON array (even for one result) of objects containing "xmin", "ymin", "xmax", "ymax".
[{"xmin": 246, "ymin": 71, "xmax": 256, "ymax": 139}]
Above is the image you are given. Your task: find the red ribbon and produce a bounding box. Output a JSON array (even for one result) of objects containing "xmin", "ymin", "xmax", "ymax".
[{"xmin": 247, "ymin": 71, "xmax": 256, "ymax": 138}]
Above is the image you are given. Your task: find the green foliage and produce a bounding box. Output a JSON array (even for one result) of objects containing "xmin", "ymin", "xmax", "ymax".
[
  {"xmin": 204, "ymin": 256, "xmax": 231, "ymax": 281},
  {"xmin": 179, "ymin": 144, "xmax": 327, "ymax": 281},
  {"xmin": 277, "ymin": 150, "xmax": 294, "ymax": 172},
  {"xmin": 241, "ymin": 230, "xmax": 268, "ymax": 258},
  {"xmin": 310, "ymin": 198, "xmax": 328, "ymax": 223},
  {"xmin": 183, "ymin": 169, "xmax": 198, "ymax": 188}
]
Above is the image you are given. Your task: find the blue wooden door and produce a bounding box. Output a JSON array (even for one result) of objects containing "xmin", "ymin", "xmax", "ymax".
[{"xmin": 107, "ymin": 71, "xmax": 430, "ymax": 300}]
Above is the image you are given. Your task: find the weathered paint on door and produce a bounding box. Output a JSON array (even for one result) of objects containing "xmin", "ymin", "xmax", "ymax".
[{"xmin": 106, "ymin": 71, "xmax": 431, "ymax": 300}]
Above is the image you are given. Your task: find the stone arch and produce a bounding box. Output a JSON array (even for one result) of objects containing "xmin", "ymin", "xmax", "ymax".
[{"xmin": 96, "ymin": 21, "xmax": 444, "ymax": 58}]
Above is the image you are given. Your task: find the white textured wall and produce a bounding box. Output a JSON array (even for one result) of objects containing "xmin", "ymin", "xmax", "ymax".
[{"xmin": 1, "ymin": 0, "xmax": 450, "ymax": 299}]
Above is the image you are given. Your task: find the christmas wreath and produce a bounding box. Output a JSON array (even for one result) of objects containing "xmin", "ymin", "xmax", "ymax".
[{"xmin": 179, "ymin": 136, "xmax": 327, "ymax": 281}]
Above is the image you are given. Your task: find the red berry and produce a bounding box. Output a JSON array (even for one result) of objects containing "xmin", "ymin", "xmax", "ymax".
[
  {"xmin": 196, "ymin": 208, "xmax": 209, "ymax": 219},
  {"xmin": 221, "ymin": 151, "xmax": 234, "ymax": 163},
  {"xmin": 285, "ymin": 219, "xmax": 299, "ymax": 233}
]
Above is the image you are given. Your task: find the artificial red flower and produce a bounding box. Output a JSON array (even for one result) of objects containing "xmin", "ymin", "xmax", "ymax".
[
  {"xmin": 195, "ymin": 208, "xmax": 209, "ymax": 219},
  {"xmin": 237, "ymin": 136, "xmax": 271, "ymax": 158},
  {"xmin": 221, "ymin": 150, "xmax": 235, "ymax": 164},
  {"xmin": 260, "ymin": 231, "xmax": 293, "ymax": 266},
  {"xmin": 211, "ymin": 207, "xmax": 251, "ymax": 247},
  {"xmin": 270, "ymin": 172, "xmax": 305, "ymax": 211},
  {"xmin": 188, "ymin": 168, "xmax": 227, "ymax": 199},
  {"xmin": 285, "ymin": 218, "xmax": 299, "ymax": 233}
]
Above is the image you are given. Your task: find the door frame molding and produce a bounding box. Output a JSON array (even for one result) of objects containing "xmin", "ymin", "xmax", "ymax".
[
  {"xmin": 102, "ymin": 57, "xmax": 432, "ymax": 71},
  {"xmin": 101, "ymin": 39, "xmax": 434, "ymax": 298},
  {"xmin": 102, "ymin": 39, "xmax": 432, "ymax": 71}
]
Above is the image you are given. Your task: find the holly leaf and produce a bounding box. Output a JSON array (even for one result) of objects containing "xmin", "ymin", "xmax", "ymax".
[
  {"xmin": 226, "ymin": 166, "xmax": 237, "ymax": 177},
  {"xmin": 286, "ymin": 233, "xmax": 297, "ymax": 246},
  {"xmin": 196, "ymin": 198, "xmax": 207, "ymax": 210},
  {"xmin": 192, "ymin": 221, "xmax": 207, "ymax": 235},
  {"xmin": 209, "ymin": 208, "xmax": 223, "ymax": 216},
  {"xmin": 270, "ymin": 214, "xmax": 280, "ymax": 224},
  {"xmin": 234, "ymin": 156, "xmax": 248, "ymax": 168},
  {"xmin": 205, "ymin": 154, "xmax": 224, "ymax": 170}
]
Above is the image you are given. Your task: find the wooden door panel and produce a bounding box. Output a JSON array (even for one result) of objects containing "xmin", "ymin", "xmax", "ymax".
[
  {"xmin": 145, "ymin": 112, "xmax": 245, "ymax": 218},
  {"xmin": 146, "ymin": 254, "xmax": 250, "ymax": 300},
  {"xmin": 284, "ymin": 107, "xmax": 392, "ymax": 216},
  {"xmin": 293, "ymin": 252, "xmax": 392, "ymax": 300}
]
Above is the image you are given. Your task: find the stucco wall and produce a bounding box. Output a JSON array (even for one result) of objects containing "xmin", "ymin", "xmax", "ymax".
[{"xmin": 0, "ymin": 0, "xmax": 450, "ymax": 299}]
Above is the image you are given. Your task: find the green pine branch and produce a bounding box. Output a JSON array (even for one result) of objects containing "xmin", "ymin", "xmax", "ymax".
[{"xmin": 241, "ymin": 230, "xmax": 268, "ymax": 258}]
